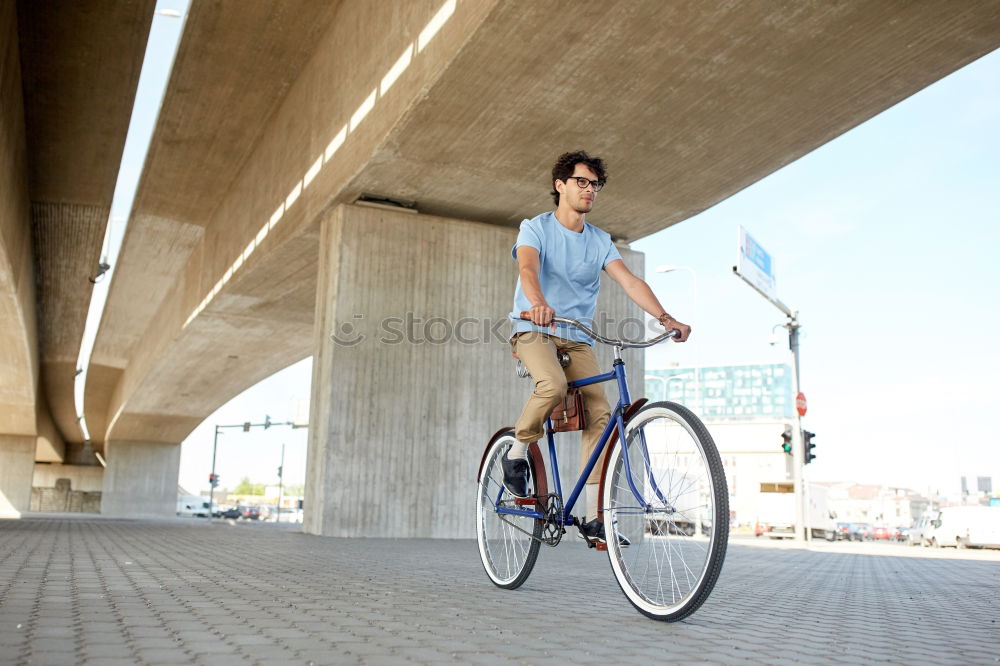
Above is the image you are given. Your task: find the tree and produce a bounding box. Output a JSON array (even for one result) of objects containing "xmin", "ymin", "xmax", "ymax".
[{"xmin": 233, "ymin": 476, "xmax": 262, "ymax": 495}]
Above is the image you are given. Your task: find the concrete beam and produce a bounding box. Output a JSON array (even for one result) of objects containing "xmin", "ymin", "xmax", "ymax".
[
  {"xmin": 0, "ymin": 435, "xmax": 35, "ymax": 517},
  {"xmin": 304, "ymin": 204, "xmax": 644, "ymax": 538},
  {"xmin": 16, "ymin": 0, "xmax": 154, "ymax": 444},
  {"xmin": 0, "ymin": 1, "xmax": 38, "ymax": 439},
  {"xmin": 34, "ymin": 388, "xmax": 64, "ymax": 462},
  {"xmin": 100, "ymin": 440, "xmax": 180, "ymax": 519}
]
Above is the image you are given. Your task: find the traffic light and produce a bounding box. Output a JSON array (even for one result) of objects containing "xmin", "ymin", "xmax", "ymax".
[
  {"xmin": 781, "ymin": 426, "xmax": 793, "ymax": 455},
  {"xmin": 264, "ymin": 415, "xmax": 272, "ymax": 429},
  {"xmin": 209, "ymin": 473, "xmax": 220, "ymax": 488},
  {"xmin": 803, "ymin": 430, "xmax": 817, "ymax": 464}
]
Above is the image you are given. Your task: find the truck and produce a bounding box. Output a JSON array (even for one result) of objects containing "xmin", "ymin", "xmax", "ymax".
[
  {"xmin": 755, "ymin": 482, "xmax": 836, "ymax": 541},
  {"xmin": 176, "ymin": 495, "xmax": 211, "ymax": 518},
  {"xmin": 926, "ymin": 505, "xmax": 1000, "ymax": 549}
]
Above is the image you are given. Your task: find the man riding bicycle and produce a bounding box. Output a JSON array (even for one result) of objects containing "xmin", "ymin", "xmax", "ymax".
[{"xmin": 505, "ymin": 150, "xmax": 691, "ymax": 543}]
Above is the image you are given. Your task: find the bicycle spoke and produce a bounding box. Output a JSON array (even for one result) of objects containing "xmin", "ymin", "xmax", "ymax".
[
  {"xmin": 477, "ymin": 434, "xmax": 543, "ymax": 590},
  {"xmin": 605, "ymin": 403, "xmax": 728, "ymax": 621}
]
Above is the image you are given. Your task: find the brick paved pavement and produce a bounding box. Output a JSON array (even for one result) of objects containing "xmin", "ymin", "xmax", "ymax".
[{"xmin": 0, "ymin": 516, "xmax": 997, "ymax": 665}]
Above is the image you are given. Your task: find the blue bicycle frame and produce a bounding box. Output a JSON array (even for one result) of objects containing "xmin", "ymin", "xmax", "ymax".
[{"xmin": 494, "ymin": 355, "xmax": 667, "ymax": 526}]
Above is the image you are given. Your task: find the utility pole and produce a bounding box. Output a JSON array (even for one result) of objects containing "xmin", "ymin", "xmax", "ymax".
[
  {"xmin": 277, "ymin": 443, "xmax": 285, "ymax": 523},
  {"xmin": 209, "ymin": 425, "xmax": 220, "ymax": 517},
  {"xmin": 207, "ymin": 417, "xmax": 307, "ymax": 522}
]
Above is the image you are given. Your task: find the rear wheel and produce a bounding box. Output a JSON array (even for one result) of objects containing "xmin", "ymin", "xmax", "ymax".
[
  {"xmin": 603, "ymin": 401, "xmax": 729, "ymax": 621},
  {"xmin": 476, "ymin": 430, "xmax": 543, "ymax": 589}
]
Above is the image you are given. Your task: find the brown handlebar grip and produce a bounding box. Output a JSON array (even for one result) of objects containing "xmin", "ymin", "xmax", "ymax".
[{"xmin": 519, "ymin": 311, "xmax": 532, "ymax": 321}]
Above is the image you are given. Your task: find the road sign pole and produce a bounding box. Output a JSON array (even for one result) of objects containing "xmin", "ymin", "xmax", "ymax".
[
  {"xmin": 733, "ymin": 227, "xmax": 808, "ymax": 543},
  {"xmin": 786, "ymin": 315, "xmax": 807, "ymax": 542}
]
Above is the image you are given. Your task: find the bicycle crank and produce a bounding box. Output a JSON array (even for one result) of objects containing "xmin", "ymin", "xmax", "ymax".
[{"xmin": 497, "ymin": 494, "xmax": 565, "ymax": 547}]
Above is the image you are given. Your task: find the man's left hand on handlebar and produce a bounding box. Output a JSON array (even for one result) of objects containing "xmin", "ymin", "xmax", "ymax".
[{"xmin": 658, "ymin": 314, "xmax": 691, "ymax": 342}]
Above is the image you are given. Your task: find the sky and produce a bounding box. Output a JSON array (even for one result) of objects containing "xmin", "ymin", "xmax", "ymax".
[
  {"xmin": 100, "ymin": 4, "xmax": 998, "ymax": 498},
  {"xmin": 632, "ymin": 48, "xmax": 1000, "ymax": 495},
  {"xmin": 176, "ymin": 358, "xmax": 312, "ymax": 495}
]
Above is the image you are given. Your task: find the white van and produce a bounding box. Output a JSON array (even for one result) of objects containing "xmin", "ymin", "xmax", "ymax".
[
  {"xmin": 908, "ymin": 514, "xmax": 934, "ymax": 547},
  {"xmin": 176, "ymin": 495, "xmax": 211, "ymax": 518},
  {"xmin": 927, "ymin": 506, "xmax": 1000, "ymax": 549}
]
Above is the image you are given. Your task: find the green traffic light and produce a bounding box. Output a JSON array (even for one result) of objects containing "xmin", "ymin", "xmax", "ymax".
[{"xmin": 781, "ymin": 426, "xmax": 793, "ymax": 455}]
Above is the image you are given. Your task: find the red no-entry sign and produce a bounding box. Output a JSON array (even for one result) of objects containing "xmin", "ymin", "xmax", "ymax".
[{"xmin": 796, "ymin": 392, "xmax": 807, "ymax": 417}]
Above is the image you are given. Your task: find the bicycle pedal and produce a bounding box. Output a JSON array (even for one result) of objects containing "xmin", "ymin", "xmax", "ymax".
[{"xmin": 595, "ymin": 542, "xmax": 607, "ymax": 551}]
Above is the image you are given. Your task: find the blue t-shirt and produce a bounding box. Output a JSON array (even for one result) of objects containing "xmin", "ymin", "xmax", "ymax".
[{"xmin": 509, "ymin": 211, "xmax": 622, "ymax": 345}]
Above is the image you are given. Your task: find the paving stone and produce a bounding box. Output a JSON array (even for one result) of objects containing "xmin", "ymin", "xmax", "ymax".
[
  {"xmin": 193, "ymin": 655, "xmax": 256, "ymax": 666},
  {"xmin": 27, "ymin": 651, "xmax": 83, "ymax": 665},
  {"xmin": 82, "ymin": 643, "xmax": 135, "ymax": 659},
  {"xmin": 1, "ymin": 518, "xmax": 998, "ymax": 666}
]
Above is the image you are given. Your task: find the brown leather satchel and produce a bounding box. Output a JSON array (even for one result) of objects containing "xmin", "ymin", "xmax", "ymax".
[{"xmin": 548, "ymin": 388, "xmax": 587, "ymax": 432}]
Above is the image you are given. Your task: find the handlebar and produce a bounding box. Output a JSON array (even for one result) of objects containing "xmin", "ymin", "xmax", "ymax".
[{"xmin": 518, "ymin": 312, "xmax": 679, "ymax": 349}]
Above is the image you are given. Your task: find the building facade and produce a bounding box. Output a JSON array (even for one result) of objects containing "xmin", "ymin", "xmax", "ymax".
[{"xmin": 644, "ymin": 362, "xmax": 794, "ymax": 423}]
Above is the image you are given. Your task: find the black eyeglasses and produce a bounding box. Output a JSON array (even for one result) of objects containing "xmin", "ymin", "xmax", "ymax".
[{"xmin": 565, "ymin": 176, "xmax": 604, "ymax": 192}]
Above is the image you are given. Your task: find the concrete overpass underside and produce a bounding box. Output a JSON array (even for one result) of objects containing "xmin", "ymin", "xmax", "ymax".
[
  {"xmin": 1, "ymin": 0, "xmax": 153, "ymax": 516},
  {"xmin": 2, "ymin": 1, "xmax": 998, "ymax": 531}
]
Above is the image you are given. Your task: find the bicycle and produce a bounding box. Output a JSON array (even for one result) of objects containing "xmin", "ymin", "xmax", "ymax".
[{"xmin": 476, "ymin": 314, "xmax": 729, "ymax": 621}]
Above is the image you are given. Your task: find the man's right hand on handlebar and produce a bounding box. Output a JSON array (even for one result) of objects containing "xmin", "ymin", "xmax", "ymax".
[{"xmin": 526, "ymin": 303, "xmax": 556, "ymax": 333}]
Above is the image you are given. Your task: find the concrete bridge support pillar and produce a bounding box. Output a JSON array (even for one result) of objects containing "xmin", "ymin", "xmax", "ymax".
[
  {"xmin": 0, "ymin": 435, "xmax": 35, "ymax": 517},
  {"xmin": 304, "ymin": 204, "xmax": 644, "ymax": 538},
  {"xmin": 101, "ymin": 440, "xmax": 181, "ymax": 518}
]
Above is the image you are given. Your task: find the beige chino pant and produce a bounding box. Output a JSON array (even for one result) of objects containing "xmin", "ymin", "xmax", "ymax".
[{"xmin": 511, "ymin": 331, "xmax": 612, "ymax": 484}]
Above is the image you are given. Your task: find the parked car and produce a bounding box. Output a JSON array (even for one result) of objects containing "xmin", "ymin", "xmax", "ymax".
[
  {"xmin": 873, "ymin": 526, "xmax": 892, "ymax": 541},
  {"xmin": 893, "ymin": 527, "xmax": 908, "ymax": 542},
  {"xmin": 854, "ymin": 523, "xmax": 873, "ymax": 541},
  {"xmin": 214, "ymin": 506, "xmax": 241, "ymax": 519},
  {"xmin": 835, "ymin": 522, "xmax": 859, "ymax": 541},
  {"xmin": 241, "ymin": 506, "xmax": 261, "ymax": 520}
]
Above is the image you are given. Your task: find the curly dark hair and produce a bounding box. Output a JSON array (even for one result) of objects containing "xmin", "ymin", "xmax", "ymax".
[{"xmin": 550, "ymin": 150, "xmax": 607, "ymax": 206}]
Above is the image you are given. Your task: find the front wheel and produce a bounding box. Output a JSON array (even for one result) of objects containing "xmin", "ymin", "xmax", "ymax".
[
  {"xmin": 603, "ymin": 401, "xmax": 729, "ymax": 621},
  {"xmin": 476, "ymin": 430, "xmax": 543, "ymax": 589}
]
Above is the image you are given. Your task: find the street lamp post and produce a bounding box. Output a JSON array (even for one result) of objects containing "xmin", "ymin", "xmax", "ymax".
[
  {"xmin": 655, "ymin": 265, "xmax": 700, "ymax": 414},
  {"xmin": 666, "ymin": 373, "xmax": 693, "ymax": 398},
  {"xmin": 644, "ymin": 372, "xmax": 693, "ymax": 402},
  {"xmin": 644, "ymin": 374, "xmax": 668, "ymax": 401}
]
